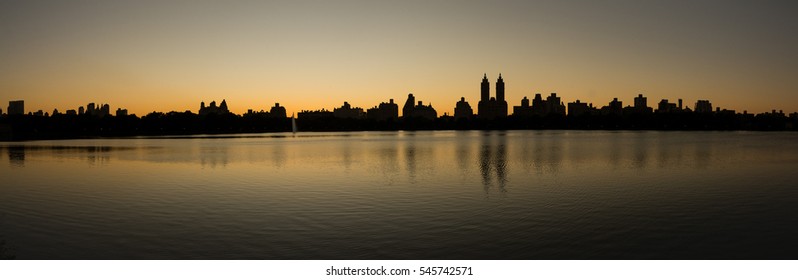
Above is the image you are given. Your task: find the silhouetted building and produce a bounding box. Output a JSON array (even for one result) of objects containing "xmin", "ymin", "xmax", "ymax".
[
  {"xmin": 695, "ymin": 100, "xmax": 713, "ymax": 113},
  {"xmin": 402, "ymin": 93, "xmax": 437, "ymax": 120},
  {"xmin": 367, "ymin": 99, "xmax": 399, "ymax": 121},
  {"xmin": 116, "ymin": 108, "xmax": 128, "ymax": 117},
  {"xmin": 633, "ymin": 94, "xmax": 652, "ymax": 113},
  {"xmin": 87, "ymin": 103, "xmax": 96, "ymax": 115},
  {"xmin": 33, "ymin": 110, "xmax": 44, "ymax": 116},
  {"xmin": 82, "ymin": 102, "xmax": 110, "ymax": 117},
  {"xmin": 513, "ymin": 96, "xmax": 533, "ymax": 117},
  {"xmin": 220, "ymin": 100, "xmax": 228, "ymax": 112},
  {"xmin": 477, "ymin": 74, "xmax": 508, "ymax": 119},
  {"xmin": 773, "ymin": 110, "xmax": 785, "ymax": 117},
  {"xmin": 78, "ymin": 106, "xmax": 85, "ymax": 115},
  {"xmin": 270, "ymin": 103, "xmax": 287, "ymax": 118},
  {"xmin": 246, "ymin": 103, "xmax": 287, "ymax": 118},
  {"xmin": 100, "ymin": 104, "xmax": 110, "ymax": 117},
  {"xmin": 567, "ymin": 100, "xmax": 593, "ymax": 117},
  {"xmin": 601, "ymin": 98, "xmax": 623, "ymax": 115},
  {"xmin": 8, "ymin": 100, "xmax": 24, "ymax": 115},
  {"xmin": 531, "ymin": 94, "xmax": 545, "ymax": 115},
  {"xmin": 333, "ymin": 102, "xmax": 365, "ymax": 119},
  {"xmin": 199, "ymin": 100, "xmax": 230, "ymax": 116},
  {"xmin": 634, "ymin": 94, "xmax": 646, "ymax": 109},
  {"xmin": 403, "ymin": 93, "xmax": 415, "ymax": 118},
  {"xmin": 412, "ymin": 101, "xmax": 437, "ymax": 120},
  {"xmin": 545, "ymin": 93, "xmax": 565, "ymax": 115},
  {"xmin": 525, "ymin": 93, "xmax": 565, "ymax": 116},
  {"xmin": 298, "ymin": 109, "xmax": 334, "ymax": 120},
  {"xmin": 66, "ymin": 109, "xmax": 77, "ymax": 115},
  {"xmin": 657, "ymin": 99, "xmax": 678, "ymax": 113},
  {"xmin": 454, "ymin": 97, "xmax": 474, "ymax": 120}
]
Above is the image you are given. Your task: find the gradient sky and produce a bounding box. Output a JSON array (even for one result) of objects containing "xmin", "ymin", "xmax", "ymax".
[{"xmin": 1, "ymin": 0, "xmax": 797, "ymax": 116}]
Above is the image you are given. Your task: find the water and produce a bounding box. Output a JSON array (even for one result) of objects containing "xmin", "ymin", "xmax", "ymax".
[{"xmin": 1, "ymin": 131, "xmax": 797, "ymax": 259}]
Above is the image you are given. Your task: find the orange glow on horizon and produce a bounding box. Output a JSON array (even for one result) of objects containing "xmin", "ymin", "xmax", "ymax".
[{"xmin": 2, "ymin": 1, "xmax": 797, "ymax": 116}]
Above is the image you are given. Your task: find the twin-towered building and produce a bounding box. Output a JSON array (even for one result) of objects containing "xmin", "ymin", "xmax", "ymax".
[
  {"xmin": 477, "ymin": 74, "xmax": 508, "ymax": 120},
  {"xmin": 457, "ymin": 74, "xmax": 567, "ymax": 119}
]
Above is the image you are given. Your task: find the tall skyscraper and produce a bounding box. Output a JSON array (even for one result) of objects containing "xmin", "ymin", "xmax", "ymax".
[
  {"xmin": 496, "ymin": 73, "xmax": 505, "ymax": 102},
  {"xmin": 7, "ymin": 100, "xmax": 24, "ymax": 115},
  {"xmin": 545, "ymin": 93, "xmax": 565, "ymax": 115},
  {"xmin": 634, "ymin": 94, "xmax": 647, "ymax": 109},
  {"xmin": 403, "ymin": 93, "xmax": 416, "ymax": 118},
  {"xmin": 633, "ymin": 94, "xmax": 652, "ymax": 113},
  {"xmin": 480, "ymin": 74, "xmax": 489, "ymax": 102},
  {"xmin": 87, "ymin": 103, "xmax": 96, "ymax": 115}
]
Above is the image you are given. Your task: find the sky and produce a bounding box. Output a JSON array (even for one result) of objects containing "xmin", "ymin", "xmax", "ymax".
[{"xmin": 1, "ymin": 0, "xmax": 797, "ymax": 116}]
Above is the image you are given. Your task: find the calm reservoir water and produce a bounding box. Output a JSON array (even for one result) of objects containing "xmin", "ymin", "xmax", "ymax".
[{"xmin": 1, "ymin": 130, "xmax": 797, "ymax": 259}]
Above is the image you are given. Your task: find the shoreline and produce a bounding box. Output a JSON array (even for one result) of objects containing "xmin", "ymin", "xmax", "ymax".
[{"xmin": 2, "ymin": 127, "xmax": 797, "ymax": 143}]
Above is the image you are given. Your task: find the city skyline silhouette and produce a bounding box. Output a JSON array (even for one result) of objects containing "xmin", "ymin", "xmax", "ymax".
[
  {"xmin": 2, "ymin": 1, "xmax": 798, "ymax": 116},
  {"xmin": 3, "ymin": 73, "xmax": 796, "ymax": 118},
  {"xmin": 2, "ymin": 73, "xmax": 797, "ymax": 140}
]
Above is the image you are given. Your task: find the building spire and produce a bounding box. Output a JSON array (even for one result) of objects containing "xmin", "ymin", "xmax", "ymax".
[{"xmin": 481, "ymin": 73, "xmax": 490, "ymax": 102}]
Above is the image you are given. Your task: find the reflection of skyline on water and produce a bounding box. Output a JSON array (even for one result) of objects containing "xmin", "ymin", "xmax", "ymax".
[
  {"xmin": 7, "ymin": 146, "xmax": 25, "ymax": 167},
  {"xmin": 3, "ymin": 145, "xmax": 119, "ymax": 166},
  {"xmin": 403, "ymin": 132, "xmax": 419, "ymax": 183},
  {"xmin": 198, "ymin": 144, "xmax": 229, "ymax": 168},
  {"xmin": 479, "ymin": 132, "xmax": 507, "ymax": 195},
  {"xmin": 2, "ymin": 131, "xmax": 798, "ymax": 259},
  {"xmin": 401, "ymin": 132, "xmax": 437, "ymax": 184},
  {"xmin": 0, "ymin": 131, "xmax": 767, "ymax": 184},
  {"xmin": 0, "ymin": 131, "xmax": 741, "ymax": 179},
  {"xmin": 376, "ymin": 145, "xmax": 400, "ymax": 186},
  {"xmin": 85, "ymin": 146, "xmax": 112, "ymax": 165}
]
